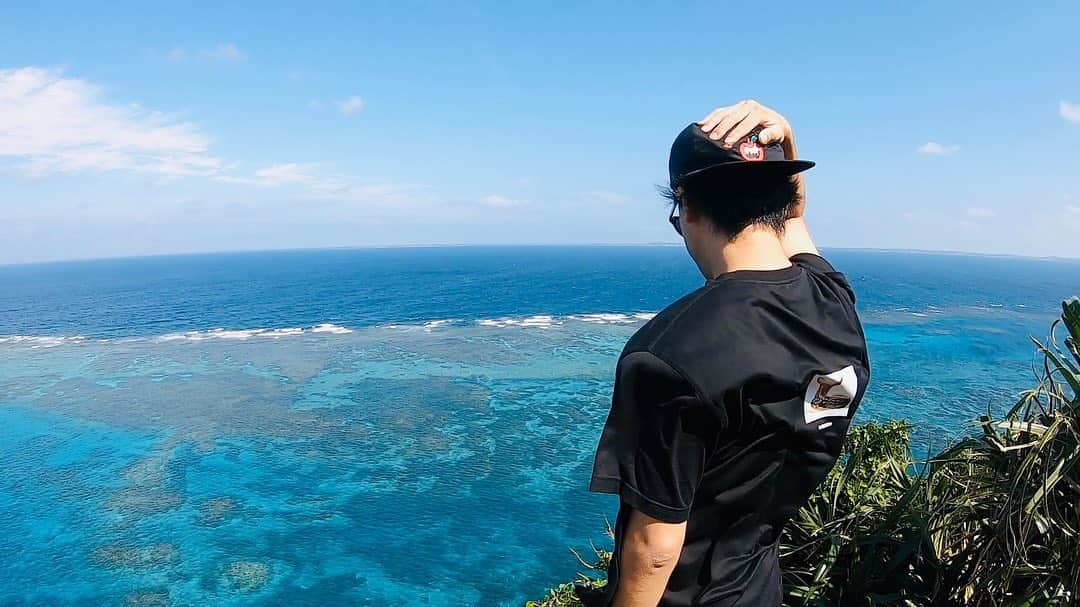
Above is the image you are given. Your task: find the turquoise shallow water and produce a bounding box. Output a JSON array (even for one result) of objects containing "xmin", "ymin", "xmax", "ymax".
[{"xmin": 0, "ymin": 247, "xmax": 1078, "ymax": 605}]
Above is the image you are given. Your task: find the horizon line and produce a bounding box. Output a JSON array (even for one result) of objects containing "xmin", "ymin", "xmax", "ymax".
[{"xmin": 2, "ymin": 243, "xmax": 1079, "ymax": 268}]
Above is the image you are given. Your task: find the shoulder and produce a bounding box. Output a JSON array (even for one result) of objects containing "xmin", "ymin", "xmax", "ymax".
[
  {"xmin": 614, "ymin": 350, "xmax": 695, "ymax": 401},
  {"xmin": 791, "ymin": 253, "xmax": 857, "ymax": 306},
  {"xmin": 634, "ymin": 278, "xmax": 764, "ymax": 342},
  {"xmin": 611, "ymin": 350, "xmax": 727, "ymax": 430},
  {"xmin": 621, "ymin": 282, "xmax": 752, "ymax": 382},
  {"xmin": 621, "ymin": 284, "xmax": 713, "ymax": 356}
]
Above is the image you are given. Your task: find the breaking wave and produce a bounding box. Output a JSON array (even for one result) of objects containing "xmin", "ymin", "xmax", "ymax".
[
  {"xmin": 0, "ymin": 312, "xmax": 659, "ymax": 346},
  {"xmin": 0, "ymin": 335, "xmax": 91, "ymax": 348}
]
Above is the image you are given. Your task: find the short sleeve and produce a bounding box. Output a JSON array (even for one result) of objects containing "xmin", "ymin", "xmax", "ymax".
[{"xmin": 588, "ymin": 351, "xmax": 721, "ymax": 523}]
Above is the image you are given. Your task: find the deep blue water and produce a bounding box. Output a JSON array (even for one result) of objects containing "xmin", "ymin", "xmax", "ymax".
[{"xmin": 0, "ymin": 246, "xmax": 1078, "ymax": 606}]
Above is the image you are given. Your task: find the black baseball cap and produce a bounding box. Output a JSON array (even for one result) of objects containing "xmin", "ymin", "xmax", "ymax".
[{"xmin": 668, "ymin": 123, "xmax": 814, "ymax": 188}]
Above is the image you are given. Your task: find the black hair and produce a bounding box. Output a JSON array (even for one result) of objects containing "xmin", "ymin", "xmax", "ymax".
[{"xmin": 659, "ymin": 174, "xmax": 800, "ymax": 237}]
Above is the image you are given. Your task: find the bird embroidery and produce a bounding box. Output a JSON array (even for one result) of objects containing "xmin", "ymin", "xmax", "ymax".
[{"xmin": 810, "ymin": 376, "xmax": 850, "ymax": 410}]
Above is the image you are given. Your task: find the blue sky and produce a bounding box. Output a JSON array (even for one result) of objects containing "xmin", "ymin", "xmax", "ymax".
[{"xmin": 2, "ymin": 1, "xmax": 1079, "ymax": 264}]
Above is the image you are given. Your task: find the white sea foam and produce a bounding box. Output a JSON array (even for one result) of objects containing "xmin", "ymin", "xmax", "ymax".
[
  {"xmin": 311, "ymin": 323, "xmax": 353, "ymax": 334},
  {"xmin": 569, "ymin": 312, "xmax": 656, "ymax": 325},
  {"xmin": 2, "ymin": 312, "xmax": 657, "ymax": 346},
  {"xmin": 477, "ymin": 315, "xmax": 559, "ymax": 329},
  {"xmin": 158, "ymin": 328, "xmax": 271, "ymax": 341},
  {"xmin": 157, "ymin": 324, "xmax": 347, "ymax": 342},
  {"xmin": 0, "ymin": 335, "xmax": 88, "ymax": 348},
  {"xmin": 570, "ymin": 313, "xmax": 631, "ymax": 324},
  {"xmin": 473, "ymin": 311, "xmax": 657, "ymax": 330},
  {"xmin": 264, "ymin": 328, "xmax": 305, "ymax": 338},
  {"xmin": 379, "ymin": 319, "xmax": 459, "ymax": 331}
]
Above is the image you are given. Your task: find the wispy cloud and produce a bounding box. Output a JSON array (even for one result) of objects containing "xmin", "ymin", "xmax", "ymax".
[
  {"xmin": 308, "ymin": 96, "xmax": 365, "ymax": 116},
  {"xmin": 201, "ymin": 43, "xmax": 247, "ymax": 62},
  {"xmin": 216, "ymin": 163, "xmax": 349, "ymax": 194},
  {"xmin": 1, "ymin": 66, "xmax": 419, "ymax": 208},
  {"xmin": 478, "ymin": 194, "xmax": 527, "ymax": 207},
  {"xmin": 336, "ymin": 96, "xmax": 365, "ymax": 116},
  {"xmin": 964, "ymin": 207, "xmax": 996, "ymax": 220},
  {"xmin": 1067, "ymin": 204, "xmax": 1080, "ymax": 215},
  {"xmin": 917, "ymin": 142, "xmax": 959, "ymax": 156},
  {"xmin": 164, "ymin": 43, "xmax": 247, "ymax": 63},
  {"xmin": 1061, "ymin": 101, "xmax": 1080, "ymax": 124},
  {"xmin": 232, "ymin": 163, "xmax": 323, "ymax": 187},
  {"xmin": 0, "ymin": 67, "xmax": 223, "ymax": 177},
  {"xmin": 218, "ymin": 163, "xmax": 425, "ymax": 206}
]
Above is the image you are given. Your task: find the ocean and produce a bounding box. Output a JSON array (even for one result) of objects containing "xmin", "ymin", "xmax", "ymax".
[{"xmin": 1, "ymin": 246, "xmax": 1077, "ymax": 606}]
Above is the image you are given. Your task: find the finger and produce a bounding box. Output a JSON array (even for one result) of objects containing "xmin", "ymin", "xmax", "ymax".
[
  {"xmin": 697, "ymin": 107, "xmax": 730, "ymax": 132},
  {"xmin": 696, "ymin": 108, "xmax": 722, "ymax": 127},
  {"xmin": 709, "ymin": 104, "xmax": 752, "ymax": 141},
  {"xmin": 756, "ymin": 124, "xmax": 786, "ymax": 146},
  {"xmin": 724, "ymin": 111, "xmax": 768, "ymax": 146}
]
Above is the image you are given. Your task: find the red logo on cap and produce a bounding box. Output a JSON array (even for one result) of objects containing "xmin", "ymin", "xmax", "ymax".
[{"xmin": 738, "ymin": 138, "xmax": 766, "ymax": 162}]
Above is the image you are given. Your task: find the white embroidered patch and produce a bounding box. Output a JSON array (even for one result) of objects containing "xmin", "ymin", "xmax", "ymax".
[{"xmin": 804, "ymin": 365, "xmax": 857, "ymax": 423}]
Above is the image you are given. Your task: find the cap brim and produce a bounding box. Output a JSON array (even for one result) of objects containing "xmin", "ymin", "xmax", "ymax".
[{"xmin": 679, "ymin": 159, "xmax": 815, "ymax": 184}]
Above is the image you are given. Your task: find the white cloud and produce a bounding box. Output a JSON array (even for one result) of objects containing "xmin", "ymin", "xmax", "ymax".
[
  {"xmin": 251, "ymin": 163, "xmax": 321, "ymax": 187},
  {"xmin": 1060, "ymin": 101, "xmax": 1080, "ymax": 124},
  {"xmin": 479, "ymin": 194, "xmax": 526, "ymax": 207},
  {"xmin": 336, "ymin": 96, "xmax": 365, "ymax": 116},
  {"xmin": 309, "ymin": 96, "xmax": 365, "ymax": 116},
  {"xmin": 1067, "ymin": 204, "xmax": 1080, "ymax": 215},
  {"xmin": 917, "ymin": 142, "xmax": 959, "ymax": 155},
  {"xmin": 216, "ymin": 163, "xmax": 337, "ymax": 190},
  {"xmin": 1, "ymin": 66, "xmax": 416, "ymax": 208},
  {"xmin": 199, "ymin": 43, "xmax": 247, "ymax": 63},
  {"xmin": 964, "ymin": 207, "xmax": 996, "ymax": 220},
  {"xmin": 163, "ymin": 43, "xmax": 247, "ymax": 63},
  {"xmin": 217, "ymin": 163, "xmax": 425, "ymax": 206},
  {"xmin": 0, "ymin": 67, "xmax": 223, "ymax": 177}
]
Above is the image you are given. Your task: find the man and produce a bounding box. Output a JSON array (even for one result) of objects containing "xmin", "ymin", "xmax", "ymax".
[{"xmin": 578, "ymin": 100, "xmax": 870, "ymax": 607}]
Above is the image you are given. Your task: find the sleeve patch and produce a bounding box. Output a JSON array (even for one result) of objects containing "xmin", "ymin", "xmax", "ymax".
[{"xmin": 804, "ymin": 365, "xmax": 858, "ymax": 423}]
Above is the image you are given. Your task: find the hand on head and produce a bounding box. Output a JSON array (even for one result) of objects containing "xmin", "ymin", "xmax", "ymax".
[
  {"xmin": 695, "ymin": 100, "xmax": 806, "ymax": 221},
  {"xmin": 696, "ymin": 100, "xmax": 794, "ymax": 151}
]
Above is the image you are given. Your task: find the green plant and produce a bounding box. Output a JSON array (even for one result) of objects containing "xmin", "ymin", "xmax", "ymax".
[
  {"xmin": 927, "ymin": 298, "xmax": 1080, "ymax": 605},
  {"xmin": 780, "ymin": 420, "xmax": 935, "ymax": 606},
  {"xmin": 526, "ymin": 527, "xmax": 611, "ymax": 607}
]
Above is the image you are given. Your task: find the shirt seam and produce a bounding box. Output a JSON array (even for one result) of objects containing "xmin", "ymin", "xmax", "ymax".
[
  {"xmin": 789, "ymin": 252, "xmax": 836, "ymax": 273},
  {"xmin": 626, "ymin": 283, "xmax": 716, "ymax": 406},
  {"xmin": 619, "ymin": 480, "xmax": 691, "ymax": 521},
  {"xmin": 620, "ymin": 349, "xmax": 709, "ymax": 410},
  {"xmin": 708, "ymin": 265, "xmax": 806, "ymax": 287}
]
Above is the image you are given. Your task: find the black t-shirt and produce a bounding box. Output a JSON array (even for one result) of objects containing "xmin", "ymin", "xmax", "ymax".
[{"xmin": 584, "ymin": 254, "xmax": 870, "ymax": 607}]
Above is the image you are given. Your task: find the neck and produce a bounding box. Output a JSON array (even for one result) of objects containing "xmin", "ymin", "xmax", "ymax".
[{"xmin": 696, "ymin": 226, "xmax": 792, "ymax": 279}]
